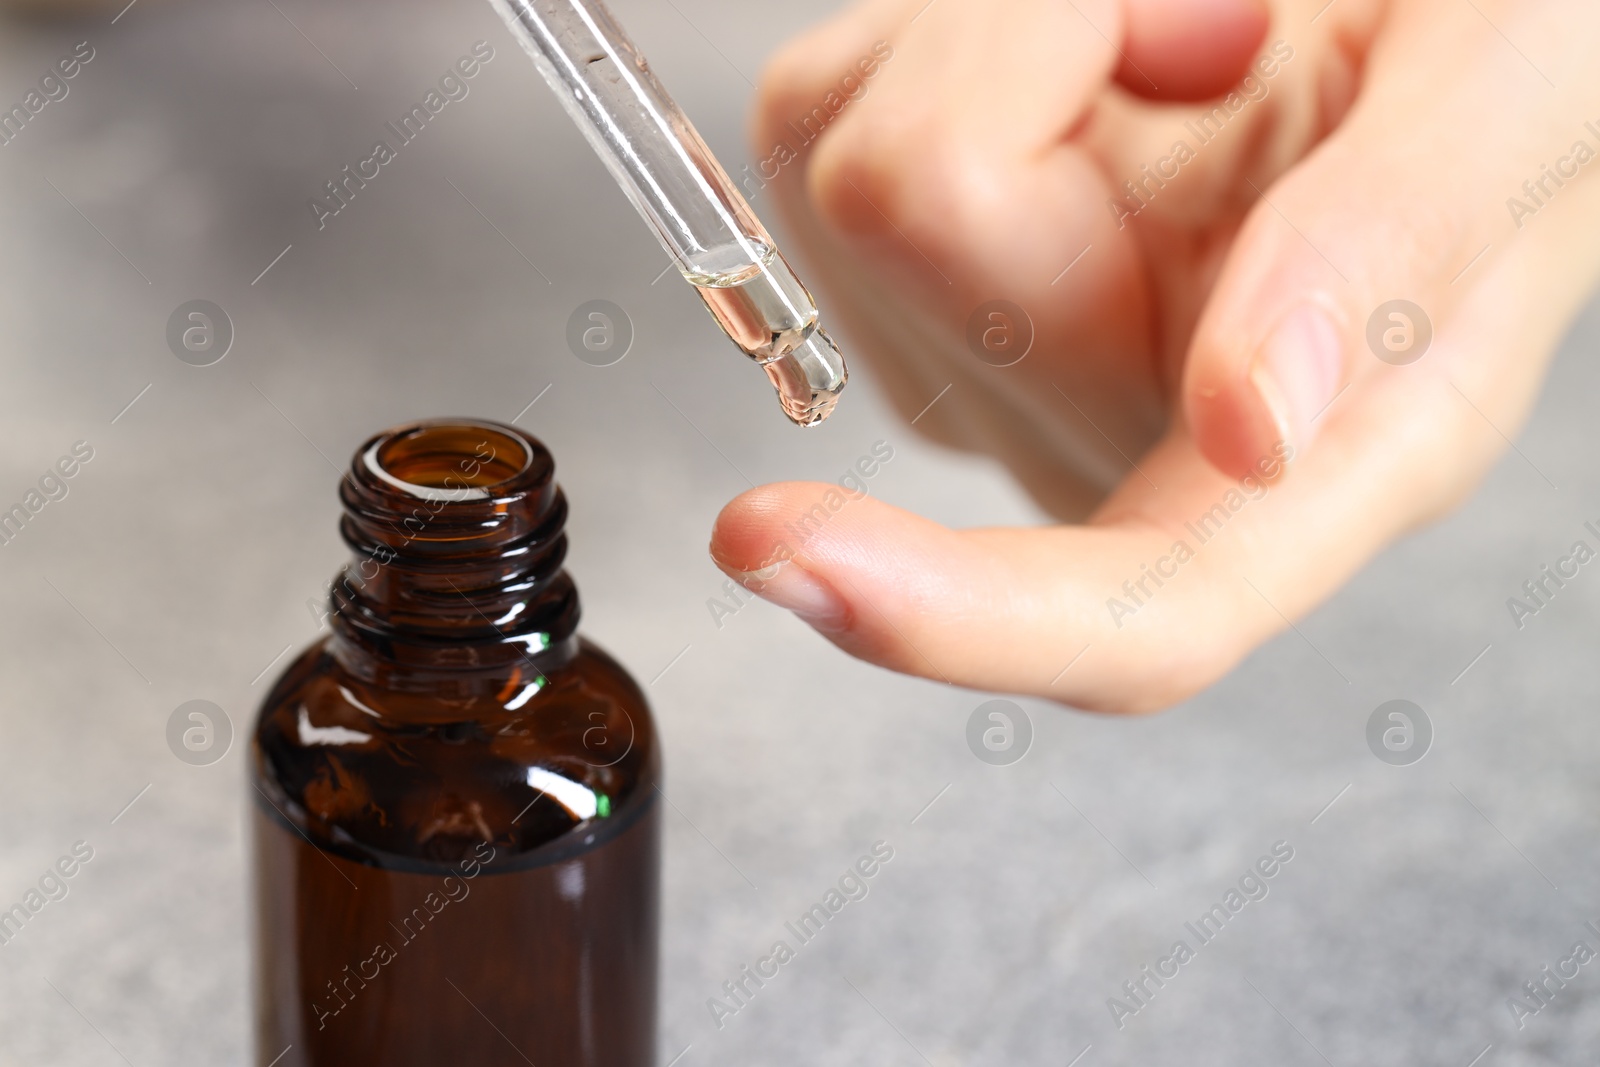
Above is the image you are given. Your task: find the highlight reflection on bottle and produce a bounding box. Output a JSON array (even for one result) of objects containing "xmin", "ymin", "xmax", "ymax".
[{"xmin": 250, "ymin": 420, "xmax": 660, "ymax": 1067}]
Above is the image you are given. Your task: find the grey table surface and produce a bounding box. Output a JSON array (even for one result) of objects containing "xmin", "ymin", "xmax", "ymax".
[{"xmin": 0, "ymin": 1, "xmax": 1597, "ymax": 1064}]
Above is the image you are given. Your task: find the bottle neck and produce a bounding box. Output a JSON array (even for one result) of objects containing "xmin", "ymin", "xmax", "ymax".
[{"xmin": 324, "ymin": 421, "xmax": 580, "ymax": 689}]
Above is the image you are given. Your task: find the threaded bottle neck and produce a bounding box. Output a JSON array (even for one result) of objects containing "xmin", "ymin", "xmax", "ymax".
[{"xmin": 328, "ymin": 420, "xmax": 579, "ymax": 677}]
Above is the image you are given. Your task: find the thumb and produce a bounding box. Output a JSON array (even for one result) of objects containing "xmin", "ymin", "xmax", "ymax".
[{"xmin": 1183, "ymin": 3, "xmax": 1576, "ymax": 479}]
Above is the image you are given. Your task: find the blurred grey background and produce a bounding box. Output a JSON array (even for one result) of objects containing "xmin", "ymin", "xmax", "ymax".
[{"xmin": 0, "ymin": 0, "xmax": 1597, "ymax": 1064}]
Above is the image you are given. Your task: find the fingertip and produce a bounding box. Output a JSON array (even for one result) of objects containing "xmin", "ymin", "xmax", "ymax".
[
  {"xmin": 1116, "ymin": 0, "xmax": 1272, "ymax": 102},
  {"xmin": 1186, "ymin": 355, "xmax": 1291, "ymax": 481},
  {"xmin": 1184, "ymin": 184, "xmax": 1351, "ymax": 481},
  {"xmin": 709, "ymin": 483, "xmax": 804, "ymax": 575},
  {"xmin": 709, "ymin": 482, "xmax": 926, "ymax": 659}
]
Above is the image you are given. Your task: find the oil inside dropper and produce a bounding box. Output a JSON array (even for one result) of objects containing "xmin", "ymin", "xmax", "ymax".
[{"xmin": 687, "ymin": 244, "xmax": 848, "ymax": 427}]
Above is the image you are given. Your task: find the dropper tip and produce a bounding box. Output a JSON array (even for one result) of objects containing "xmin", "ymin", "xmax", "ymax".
[{"xmin": 763, "ymin": 327, "xmax": 849, "ymax": 427}]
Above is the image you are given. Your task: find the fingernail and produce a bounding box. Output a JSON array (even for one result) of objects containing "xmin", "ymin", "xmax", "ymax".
[
  {"xmin": 737, "ymin": 561, "xmax": 850, "ymax": 633},
  {"xmin": 1249, "ymin": 303, "xmax": 1344, "ymax": 453}
]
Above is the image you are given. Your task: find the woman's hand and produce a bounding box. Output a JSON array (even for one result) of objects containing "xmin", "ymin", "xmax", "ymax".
[{"xmin": 711, "ymin": 0, "xmax": 1600, "ymax": 712}]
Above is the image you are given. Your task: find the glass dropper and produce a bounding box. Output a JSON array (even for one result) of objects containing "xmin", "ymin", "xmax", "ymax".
[{"xmin": 488, "ymin": 0, "xmax": 849, "ymax": 427}]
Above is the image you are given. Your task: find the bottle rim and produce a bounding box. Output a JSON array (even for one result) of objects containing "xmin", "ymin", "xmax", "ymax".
[{"xmin": 353, "ymin": 418, "xmax": 550, "ymax": 505}]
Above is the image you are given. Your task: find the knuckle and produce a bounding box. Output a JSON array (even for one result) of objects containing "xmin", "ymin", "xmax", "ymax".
[
  {"xmin": 1262, "ymin": 148, "xmax": 1474, "ymax": 291},
  {"xmin": 752, "ymin": 39, "xmax": 817, "ymax": 142},
  {"xmin": 807, "ymin": 104, "xmax": 952, "ymax": 243}
]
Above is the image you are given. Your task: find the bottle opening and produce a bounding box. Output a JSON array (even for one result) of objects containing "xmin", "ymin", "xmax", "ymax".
[
  {"xmin": 341, "ymin": 418, "xmax": 561, "ymax": 565},
  {"xmin": 364, "ymin": 422, "xmax": 533, "ymax": 502}
]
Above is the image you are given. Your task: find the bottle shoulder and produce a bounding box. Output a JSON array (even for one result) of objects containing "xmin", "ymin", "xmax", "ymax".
[{"xmin": 251, "ymin": 636, "xmax": 658, "ymax": 870}]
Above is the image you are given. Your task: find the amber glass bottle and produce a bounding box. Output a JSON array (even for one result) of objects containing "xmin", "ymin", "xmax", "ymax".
[{"xmin": 250, "ymin": 420, "xmax": 659, "ymax": 1067}]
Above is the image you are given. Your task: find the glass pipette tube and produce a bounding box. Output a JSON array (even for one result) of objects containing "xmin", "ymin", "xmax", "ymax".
[{"xmin": 489, "ymin": 0, "xmax": 849, "ymax": 427}]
